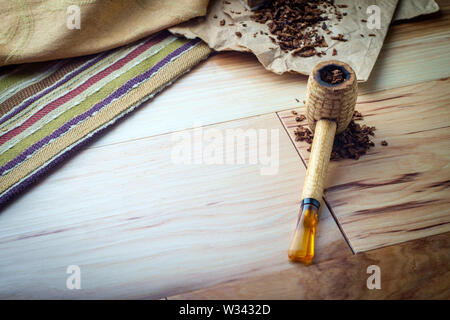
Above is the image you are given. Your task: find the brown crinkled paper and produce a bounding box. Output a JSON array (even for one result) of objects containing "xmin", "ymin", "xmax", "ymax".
[
  {"xmin": 394, "ymin": 0, "xmax": 439, "ymax": 21},
  {"xmin": 170, "ymin": 0, "xmax": 399, "ymax": 81}
]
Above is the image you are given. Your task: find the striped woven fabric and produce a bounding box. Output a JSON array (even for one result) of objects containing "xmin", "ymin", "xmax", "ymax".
[{"xmin": 0, "ymin": 31, "xmax": 211, "ymax": 206}]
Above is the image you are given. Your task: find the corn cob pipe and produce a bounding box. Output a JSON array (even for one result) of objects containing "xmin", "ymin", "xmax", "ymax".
[{"xmin": 288, "ymin": 60, "xmax": 357, "ymax": 264}]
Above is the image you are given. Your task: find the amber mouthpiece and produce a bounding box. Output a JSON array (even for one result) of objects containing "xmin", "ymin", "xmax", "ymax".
[{"xmin": 288, "ymin": 199, "xmax": 320, "ymax": 264}]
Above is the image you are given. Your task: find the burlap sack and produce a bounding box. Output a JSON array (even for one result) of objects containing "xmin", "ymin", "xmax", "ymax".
[{"xmin": 0, "ymin": 0, "xmax": 209, "ymax": 66}]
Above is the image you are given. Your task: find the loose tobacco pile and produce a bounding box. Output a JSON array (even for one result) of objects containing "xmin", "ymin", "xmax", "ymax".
[
  {"xmin": 251, "ymin": 0, "xmax": 349, "ymax": 57},
  {"xmin": 320, "ymin": 65, "xmax": 345, "ymax": 84},
  {"xmin": 293, "ymin": 111, "xmax": 387, "ymax": 161}
]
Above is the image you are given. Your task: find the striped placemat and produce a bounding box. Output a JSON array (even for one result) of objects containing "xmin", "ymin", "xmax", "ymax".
[{"xmin": 0, "ymin": 31, "xmax": 211, "ymax": 206}]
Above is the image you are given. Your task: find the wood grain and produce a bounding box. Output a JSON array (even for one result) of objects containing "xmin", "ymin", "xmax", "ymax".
[
  {"xmin": 0, "ymin": 113, "xmax": 349, "ymax": 299},
  {"xmin": 170, "ymin": 232, "xmax": 450, "ymax": 300},
  {"xmin": 278, "ymin": 78, "xmax": 450, "ymax": 253}
]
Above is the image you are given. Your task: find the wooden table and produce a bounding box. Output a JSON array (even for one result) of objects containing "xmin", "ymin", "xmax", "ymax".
[{"xmin": 0, "ymin": 1, "xmax": 449, "ymax": 299}]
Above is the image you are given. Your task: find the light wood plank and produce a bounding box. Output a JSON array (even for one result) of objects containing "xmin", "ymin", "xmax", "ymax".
[
  {"xmin": 0, "ymin": 113, "xmax": 349, "ymax": 299},
  {"xmin": 86, "ymin": 5, "xmax": 450, "ymax": 149},
  {"xmin": 170, "ymin": 232, "xmax": 450, "ymax": 299},
  {"xmin": 278, "ymin": 78, "xmax": 450, "ymax": 253}
]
